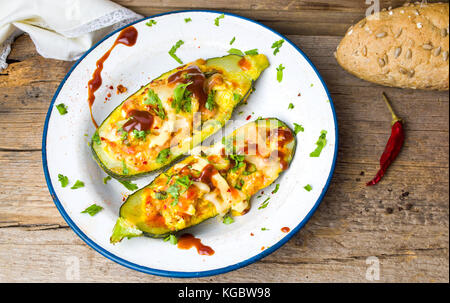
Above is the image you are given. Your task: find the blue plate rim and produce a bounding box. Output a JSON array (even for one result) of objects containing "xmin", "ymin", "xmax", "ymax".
[{"xmin": 42, "ymin": 9, "xmax": 339, "ymax": 278}]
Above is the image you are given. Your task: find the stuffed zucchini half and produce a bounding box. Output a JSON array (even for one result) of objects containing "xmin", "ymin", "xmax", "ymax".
[
  {"xmin": 110, "ymin": 118, "xmax": 296, "ymax": 243},
  {"xmin": 91, "ymin": 54, "xmax": 269, "ymax": 180}
]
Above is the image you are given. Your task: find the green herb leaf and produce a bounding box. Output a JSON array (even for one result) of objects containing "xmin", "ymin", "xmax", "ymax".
[
  {"xmin": 288, "ymin": 103, "xmax": 294, "ymax": 109},
  {"xmin": 271, "ymin": 39, "xmax": 285, "ymax": 55},
  {"xmin": 184, "ymin": 18, "xmax": 192, "ymax": 23},
  {"xmin": 122, "ymin": 160, "xmax": 129, "ymax": 174},
  {"xmin": 144, "ymin": 89, "xmax": 166, "ymax": 119},
  {"xmin": 230, "ymin": 154, "xmax": 245, "ymax": 172},
  {"xmin": 56, "ymin": 103, "xmax": 68, "ymax": 115},
  {"xmin": 70, "ymin": 180, "xmax": 84, "ymax": 189},
  {"xmin": 58, "ymin": 174, "xmax": 69, "ymax": 187},
  {"xmin": 214, "ymin": 13, "xmax": 224, "ymax": 26},
  {"xmin": 81, "ymin": 204, "xmax": 103, "ymax": 216},
  {"xmin": 155, "ymin": 191, "xmax": 168, "ymax": 200},
  {"xmin": 223, "ymin": 215, "xmax": 234, "ymax": 225},
  {"xmin": 92, "ymin": 131, "xmax": 101, "ymax": 145},
  {"xmin": 132, "ymin": 129, "xmax": 147, "ymax": 140},
  {"xmin": 293, "ymin": 123, "xmax": 304, "ymax": 135},
  {"xmin": 176, "ymin": 175, "xmax": 192, "ymax": 189},
  {"xmin": 156, "ymin": 148, "xmax": 171, "ymax": 164},
  {"xmin": 229, "ymin": 37, "xmax": 236, "ymax": 45},
  {"xmin": 258, "ymin": 197, "xmax": 270, "ymax": 209},
  {"xmin": 164, "ymin": 234, "xmax": 178, "ymax": 245},
  {"xmin": 244, "ymin": 49, "xmax": 259, "ymax": 55},
  {"xmin": 304, "ymin": 184, "xmax": 312, "ymax": 191},
  {"xmin": 261, "ymin": 227, "xmax": 269, "ymax": 231},
  {"xmin": 234, "ymin": 179, "xmax": 244, "ymax": 190},
  {"xmin": 103, "ymin": 176, "xmax": 111, "ymax": 184},
  {"xmin": 168, "ymin": 40, "xmax": 184, "ymax": 64},
  {"xmin": 119, "ymin": 180, "xmax": 138, "ymax": 191},
  {"xmin": 227, "ymin": 48, "xmax": 244, "ymax": 56},
  {"xmin": 145, "ymin": 20, "xmax": 157, "ymax": 27},
  {"xmin": 173, "ymin": 82, "xmax": 192, "ymax": 113},
  {"xmin": 276, "ymin": 64, "xmax": 285, "ymax": 82},
  {"xmin": 205, "ymin": 90, "xmax": 216, "ymax": 111},
  {"xmin": 310, "ymin": 130, "xmax": 327, "ymax": 157},
  {"xmin": 167, "ymin": 184, "xmax": 180, "ymax": 206},
  {"xmin": 271, "ymin": 184, "xmax": 280, "ymax": 194},
  {"xmin": 233, "ymin": 93, "xmax": 241, "ymax": 101}
]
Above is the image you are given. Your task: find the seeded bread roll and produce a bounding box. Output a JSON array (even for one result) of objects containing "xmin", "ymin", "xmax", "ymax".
[{"xmin": 335, "ymin": 2, "xmax": 449, "ymax": 91}]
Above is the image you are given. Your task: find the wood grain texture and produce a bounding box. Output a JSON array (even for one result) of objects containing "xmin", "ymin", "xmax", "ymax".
[{"xmin": 0, "ymin": 2, "xmax": 448, "ymax": 282}]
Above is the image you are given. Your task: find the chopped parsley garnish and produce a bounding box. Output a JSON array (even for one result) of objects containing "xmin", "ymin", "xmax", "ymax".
[
  {"xmin": 118, "ymin": 128, "xmax": 128, "ymax": 141},
  {"xmin": 234, "ymin": 179, "xmax": 244, "ymax": 190},
  {"xmin": 56, "ymin": 103, "xmax": 67, "ymax": 115},
  {"xmin": 229, "ymin": 37, "xmax": 236, "ymax": 45},
  {"xmin": 304, "ymin": 184, "xmax": 312, "ymax": 191},
  {"xmin": 272, "ymin": 184, "xmax": 280, "ymax": 194},
  {"xmin": 276, "ymin": 64, "xmax": 285, "ymax": 82},
  {"xmin": 81, "ymin": 204, "xmax": 103, "ymax": 216},
  {"xmin": 288, "ymin": 103, "xmax": 294, "ymax": 109},
  {"xmin": 156, "ymin": 148, "xmax": 171, "ymax": 164},
  {"xmin": 167, "ymin": 184, "xmax": 180, "ymax": 206},
  {"xmin": 145, "ymin": 20, "xmax": 157, "ymax": 27},
  {"xmin": 271, "ymin": 39, "xmax": 285, "ymax": 55},
  {"xmin": 122, "ymin": 160, "xmax": 129, "ymax": 174},
  {"xmin": 164, "ymin": 234, "xmax": 178, "ymax": 245},
  {"xmin": 233, "ymin": 93, "xmax": 241, "ymax": 101},
  {"xmin": 227, "ymin": 48, "xmax": 244, "ymax": 56},
  {"xmin": 258, "ymin": 197, "xmax": 270, "ymax": 209},
  {"xmin": 205, "ymin": 90, "xmax": 216, "ymax": 111},
  {"xmin": 173, "ymin": 82, "xmax": 193, "ymax": 113},
  {"xmin": 214, "ymin": 13, "xmax": 224, "ymax": 26},
  {"xmin": 58, "ymin": 174, "xmax": 69, "ymax": 187},
  {"xmin": 70, "ymin": 180, "xmax": 84, "ymax": 189},
  {"xmin": 92, "ymin": 131, "xmax": 101, "ymax": 145},
  {"xmin": 293, "ymin": 123, "xmax": 304, "ymax": 135},
  {"xmin": 119, "ymin": 180, "xmax": 138, "ymax": 191},
  {"xmin": 230, "ymin": 154, "xmax": 245, "ymax": 172},
  {"xmin": 168, "ymin": 40, "xmax": 184, "ymax": 64},
  {"xmin": 132, "ymin": 129, "xmax": 147, "ymax": 140},
  {"xmin": 184, "ymin": 18, "xmax": 192, "ymax": 23},
  {"xmin": 155, "ymin": 191, "xmax": 168, "ymax": 200},
  {"xmin": 261, "ymin": 227, "xmax": 269, "ymax": 231},
  {"xmin": 244, "ymin": 49, "xmax": 259, "ymax": 55},
  {"xmin": 242, "ymin": 163, "xmax": 256, "ymax": 176},
  {"xmin": 103, "ymin": 176, "xmax": 111, "ymax": 184},
  {"xmin": 168, "ymin": 175, "xmax": 193, "ymax": 206},
  {"xmin": 176, "ymin": 175, "xmax": 192, "ymax": 189},
  {"xmin": 310, "ymin": 130, "xmax": 327, "ymax": 157},
  {"xmin": 144, "ymin": 89, "xmax": 166, "ymax": 119},
  {"xmin": 223, "ymin": 215, "xmax": 234, "ymax": 225}
]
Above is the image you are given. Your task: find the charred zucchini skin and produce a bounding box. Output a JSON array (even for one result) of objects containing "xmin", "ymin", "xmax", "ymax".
[
  {"xmin": 91, "ymin": 54, "xmax": 269, "ymax": 181},
  {"xmin": 110, "ymin": 118, "xmax": 296, "ymax": 244}
]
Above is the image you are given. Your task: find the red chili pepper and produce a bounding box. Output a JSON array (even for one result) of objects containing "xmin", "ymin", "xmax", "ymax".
[{"xmin": 367, "ymin": 93, "xmax": 405, "ymax": 186}]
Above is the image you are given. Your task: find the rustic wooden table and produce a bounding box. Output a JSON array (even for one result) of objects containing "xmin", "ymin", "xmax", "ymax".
[{"xmin": 0, "ymin": 0, "xmax": 448, "ymax": 282}]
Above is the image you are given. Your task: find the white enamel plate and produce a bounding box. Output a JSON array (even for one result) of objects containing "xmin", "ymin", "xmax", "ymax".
[{"xmin": 43, "ymin": 11, "xmax": 338, "ymax": 277}]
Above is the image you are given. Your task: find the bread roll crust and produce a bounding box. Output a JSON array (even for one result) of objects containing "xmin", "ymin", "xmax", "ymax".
[{"xmin": 336, "ymin": 2, "xmax": 449, "ymax": 91}]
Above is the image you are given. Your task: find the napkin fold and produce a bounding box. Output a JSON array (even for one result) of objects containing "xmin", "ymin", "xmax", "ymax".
[{"xmin": 0, "ymin": 0, "xmax": 142, "ymax": 71}]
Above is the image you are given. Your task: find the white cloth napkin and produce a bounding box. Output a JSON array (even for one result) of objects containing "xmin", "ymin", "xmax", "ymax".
[{"xmin": 0, "ymin": 0, "xmax": 142, "ymax": 71}]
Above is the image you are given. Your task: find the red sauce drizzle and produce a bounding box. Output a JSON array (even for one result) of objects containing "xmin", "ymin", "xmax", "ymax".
[
  {"xmin": 281, "ymin": 227, "xmax": 290, "ymax": 233},
  {"xmin": 192, "ymin": 164, "xmax": 217, "ymax": 190},
  {"xmin": 122, "ymin": 110, "xmax": 154, "ymax": 132},
  {"xmin": 167, "ymin": 65, "xmax": 208, "ymax": 110},
  {"xmin": 87, "ymin": 26, "xmax": 138, "ymax": 127},
  {"xmin": 177, "ymin": 233, "xmax": 215, "ymax": 256}
]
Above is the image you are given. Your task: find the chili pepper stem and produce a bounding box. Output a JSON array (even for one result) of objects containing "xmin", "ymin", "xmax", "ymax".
[{"xmin": 382, "ymin": 92, "xmax": 402, "ymax": 125}]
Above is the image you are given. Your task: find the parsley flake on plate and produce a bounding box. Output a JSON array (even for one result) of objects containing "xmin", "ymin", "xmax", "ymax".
[
  {"xmin": 145, "ymin": 20, "xmax": 157, "ymax": 27},
  {"xmin": 276, "ymin": 64, "xmax": 285, "ymax": 82},
  {"xmin": 288, "ymin": 103, "xmax": 294, "ymax": 109},
  {"xmin": 119, "ymin": 180, "xmax": 138, "ymax": 191},
  {"xmin": 70, "ymin": 180, "xmax": 84, "ymax": 189},
  {"xmin": 184, "ymin": 18, "xmax": 192, "ymax": 23},
  {"xmin": 164, "ymin": 234, "xmax": 178, "ymax": 245},
  {"xmin": 271, "ymin": 184, "xmax": 280, "ymax": 194},
  {"xmin": 271, "ymin": 39, "xmax": 284, "ymax": 55},
  {"xmin": 56, "ymin": 103, "xmax": 67, "ymax": 115},
  {"xmin": 214, "ymin": 13, "xmax": 224, "ymax": 26},
  {"xmin": 304, "ymin": 184, "xmax": 313, "ymax": 192},
  {"xmin": 293, "ymin": 123, "xmax": 304, "ymax": 135},
  {"xmin": 258, "ymin": 197, "xmax": 270, "ymax": 209},
  {"xmin": 168, "ymin": 40, "xmax": 184, "ymax": 64},
  {"xmin": 81, "ymin": 204, "xmax": 103, "ymax": 216},
  {"xmin": 229, "ymin": 37, "xmax": 236, "ymax": 45},
  {"xmin": 103, "ymin": 176, "xmax": 111, "ymax": 184},
  {"xmin": 310, "ymin": 130, "xmax": 327, "ymax": 157},
  {"xmin": 223, "ymin": 215, "xmax": 234, "ymax": 225},
  {"xmin": 58, "ymin": 174, "xmax": 69, "ymax": 188}
]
